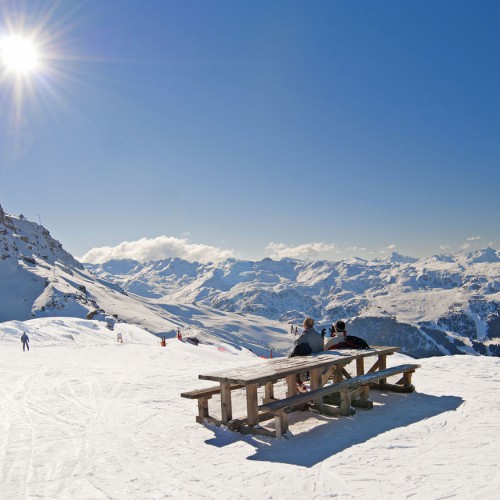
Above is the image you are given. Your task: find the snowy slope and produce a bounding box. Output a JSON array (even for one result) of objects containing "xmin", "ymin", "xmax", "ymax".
[
  {"xmin": 87, "ymin": 250, "xmax": 500, "ymax": 357},
  {"xmin": 0, "ymin": 207, "xmax": 294, "ymax": 357},
  {"xmin": 0, "ymin": 317, "xmax": 498, "ymax": 499}
]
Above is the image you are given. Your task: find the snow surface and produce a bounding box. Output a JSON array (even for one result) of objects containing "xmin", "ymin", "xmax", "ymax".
[{"xmin": 1, "ymin": 318, "xmax": 499, "ymax": 499}]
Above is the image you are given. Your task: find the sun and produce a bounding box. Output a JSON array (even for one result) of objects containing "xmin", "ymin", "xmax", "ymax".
[{"xmin": 1, "ymin": 35, "xmax": 40, "ymax": 74}]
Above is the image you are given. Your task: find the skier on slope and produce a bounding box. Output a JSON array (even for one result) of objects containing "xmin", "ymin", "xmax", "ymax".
[{"xmin": 21, "ymin": 332, "xmax": 30, "ymax": 352}]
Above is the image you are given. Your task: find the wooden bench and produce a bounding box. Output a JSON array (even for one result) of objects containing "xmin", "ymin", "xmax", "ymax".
[
  {"xmin": 259, "ymin": 363, "xmax": 420, "ymax": 438},
  {"xmin": 181, "ymin": 384, "xmax": 246, "ymax": 424}
]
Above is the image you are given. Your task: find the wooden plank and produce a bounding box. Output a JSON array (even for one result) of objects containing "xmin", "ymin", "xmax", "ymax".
[
  {"xmin": 403, "ymin": 371, "xmax": 414, "ymax": 387},
  {"xmin": 246, "ymin": 383, "xmax": 259, "ymax": 426},
  {"xmin": 371, "ymin": 382, "xmax": 416, "ymax": 393},
  {"xmin": 264, "ymin": 381, "xmax": 274, "ymax": 401},
  {"xmin": 181, "ymin": 383, "xmax": 244, "ymax": 399},
  {"xmin": 356, "ymin": 357, "xmax": 365, "ymax": 376},
  {"xmin": 333, "ymin": 365, "xmax": 344, "ymax": 384},
  {"xmin": 378, "ymin": 354, "xmax": 387, "ymax": 385},
  {"xmin": 198, "ymin": 397, "xmax": 209, "ymax": 418},
  {"xmin": 340, "ymin": 389, "xmax": 352, "ymax": 413},
  {"xmin": 286, "ymin": 374, "xmax": 296, "ymax": 397},
  {"xmin": 199, "ymin": 347, "xmax": 400, "ymax": 385},
  {"xmin": 342, "ymin": 367, "xmax": 352, "ymax": 379},
  {"xmin": 274, "ymin": 409, "xmax": 288, "ymax": 438},
  {"xmin": 314, "ymin": 403, "xmax": 356, "ymax": 417},
  {"xmin": 310, "ymin": 367, "xmax": 323, "ymax": 405},
  {"xmin": 220, "ymin": 382, "xmax": 232, "ymax": 423},
  {"xmin": 259, "ymin": 364, "xmax": 420, "ymax": 413},
  {"xmin": 275, "ymin": 415, "xmax": 283, "ymax": 439},
  {"xmin": 366, "ymin": 359, "xmax": 381, "ymax": 374},
  {"xmin": 324, "ymin": 390, "xmax": 373, "ymax": 409},
  {"xmin": 351, "ymin": 386, "xmax": 365, "ymax": 400},
  {"xmin": 351, "ymin": 399, "xmax": 373, "ymax": 409},
  {"xmin": 321, "ymin": 366, "xmax": 336, "ymax": 385}
]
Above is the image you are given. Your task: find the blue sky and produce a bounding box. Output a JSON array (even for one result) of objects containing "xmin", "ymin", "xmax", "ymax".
[{"xmin": 1, "ymin": 0, "xmax": 499, "ymax": 263}]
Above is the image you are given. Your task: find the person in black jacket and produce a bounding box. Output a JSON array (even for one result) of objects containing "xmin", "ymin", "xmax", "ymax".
[
  {"xmin": 324, "ymin": 320, "xmax": 370, "ymax": 350},
  {"xmin": 21, "ymin": 332, "xmax": 29, "ymax": 352}
]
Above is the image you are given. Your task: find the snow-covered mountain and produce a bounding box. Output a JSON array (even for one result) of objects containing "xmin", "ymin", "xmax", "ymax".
[
  {"xmin": 0, "ymin": 206, "xmax": 291, "ymax": 356},
  {"xmin": 3, "ymin": 205, "xmax": 499, "ymax": 358},
  {"xmin": 86, "ymin": 249, "xmax": 500, "ymax": 358}
]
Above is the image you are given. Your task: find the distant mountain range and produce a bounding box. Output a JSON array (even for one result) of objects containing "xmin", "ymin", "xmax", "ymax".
[
  {"xmin": 1, "ymin": 204, "xmax": 499, "ymax": 357},
  {"xmin": 86, "ymin": 249, "xmax": 500, "ymax": 358}
]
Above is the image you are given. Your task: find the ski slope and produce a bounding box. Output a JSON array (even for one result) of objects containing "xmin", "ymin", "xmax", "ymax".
[{"xmin": 0, "ymin": 318, "xmax": 499, "ymax": 499}]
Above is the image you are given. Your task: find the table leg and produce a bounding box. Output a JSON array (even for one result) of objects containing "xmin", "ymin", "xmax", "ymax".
[
  {"xmin": 403, "ymin": 370, "xmax": 414, "ymax": 389},
  {"xmin": 264, "ymin": 381, "xmax": 275, "ymax": 403},
  {"xmin": 220, "ymin": 382, "xmax": 232, "ymax": 423},
  {"xmin": 356, "ymin": 357, "xmax": 365, "ymax": 376},
  {"xmin": 286, "ymin": 374, "xmax": 296, "ymax": 397},
  {"xmin": 310, "ymin": 368, "xmax": 323, "ymax": 405},
  {"xmin": 198, "ymin": 397, "xmax": 209, "ymax": 419},
  {"xmin": 378, "ymin": 354, "xmax": 387, "ymax": 385},
  {"xmin": 333, "ymin": 365, "xmax": 344, "ymax": 383},
  {"xmin": 275, "ymin": 410, "xmax": 288, "ymax": 438},
  {"xmin": 355, "ymin": 357, "xmax": 370, "ymax": 401},
  {"xmin": 246, "ymin": 383, "xmax": 259, "ymax": 427}
]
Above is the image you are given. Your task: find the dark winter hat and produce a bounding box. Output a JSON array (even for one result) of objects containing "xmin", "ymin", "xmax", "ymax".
[{"xmin": 333, "ymin": 320, "xmax": 346, "ymax": 332}]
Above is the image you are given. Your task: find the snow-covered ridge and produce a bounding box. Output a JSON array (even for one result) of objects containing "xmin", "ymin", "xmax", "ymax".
[{"xmin": 0, "ymin": 207, "xmax": 293, "ymax": 357}]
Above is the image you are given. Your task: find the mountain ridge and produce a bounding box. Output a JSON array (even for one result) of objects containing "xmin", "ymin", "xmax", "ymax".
[
  {"xmin": 2, "ymin": 204, "xmax": 499, "ymax": 358},
  {"xmin": 85, "ymin": 247, "xmax": 500, "ymax": 357},
  {"xmin": 0, "ymin": 206, "xmax": 292, "ymax": 357}
]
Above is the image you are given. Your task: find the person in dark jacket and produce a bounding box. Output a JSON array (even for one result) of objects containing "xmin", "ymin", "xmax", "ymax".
[
  {"xmin": 289, "ymin": 317, "xmax": 324, "ymax": 392},
  {"xmin": 324, "ymin": 320, "xmax": 370, "ymax": 350},
  {"xmin": 21, "ymin": 332, "xmax": 29, "ymax": 352},
  {"xmin": 291, "ymin": 317, "xmax": 324, "ymax": 355}
]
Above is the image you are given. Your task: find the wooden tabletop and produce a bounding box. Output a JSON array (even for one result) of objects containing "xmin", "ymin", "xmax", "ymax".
[{"xmin": 199, "ymin": 346, "xmax": 400, "ymax": 385}]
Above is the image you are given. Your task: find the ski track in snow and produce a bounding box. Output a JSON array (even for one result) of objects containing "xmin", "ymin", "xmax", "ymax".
[{"xmin": 0, "ymin": 318, "xmax": 499, "ymax": 499}]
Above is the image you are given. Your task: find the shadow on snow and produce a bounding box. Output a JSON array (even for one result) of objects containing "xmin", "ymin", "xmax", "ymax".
[{"xmin": 204, "ymin": 391, "xmax": 463, "ymax": 467}]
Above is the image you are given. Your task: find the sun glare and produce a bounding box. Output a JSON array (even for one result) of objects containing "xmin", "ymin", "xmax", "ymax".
[{"xmin": 1, "ymin": 35, "xmax": 40, "ymax": 74}]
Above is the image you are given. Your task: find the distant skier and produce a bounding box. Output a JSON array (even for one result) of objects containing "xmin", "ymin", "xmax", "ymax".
[{"xmin": 21, "ymin": 332, "xmax": 30, "ymax": 352}]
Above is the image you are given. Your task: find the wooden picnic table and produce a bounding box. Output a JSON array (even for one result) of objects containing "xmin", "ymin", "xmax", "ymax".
[{"xmin": 189, "ymin": 346, "xmax": 413, "ymax": 437}]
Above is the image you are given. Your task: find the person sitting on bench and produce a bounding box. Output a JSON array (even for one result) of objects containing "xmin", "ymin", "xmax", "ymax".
[
  {"xmin": 324, "ymin": 320, "xmax": 370, "ymax": 350},
  {"xmin": 289, "ymin": 317, "xmax": 324, "ymax": 392}
]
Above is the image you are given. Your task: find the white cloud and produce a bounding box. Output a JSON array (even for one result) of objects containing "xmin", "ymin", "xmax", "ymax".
[
  {"xmin": 377, "ymin": 244, "xmax": 398, "ymax": 256},
  {"xmin": 79, "ymin": 236, "xmax": 235, "ymax": 264},
  {"xmin": 265, "ymin": 242, "xmax": 337, "ymax": 260},
  {"xmin": 466, "ymin": 236, "xmax": 481, "ymax": 241},
  {"xmin": 440, "ymin": 245, "xmax": 450, "ymax": 250},
  {"xmin": 460, "ymin": 242, "xmax": 471, "ymax": 250}
]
